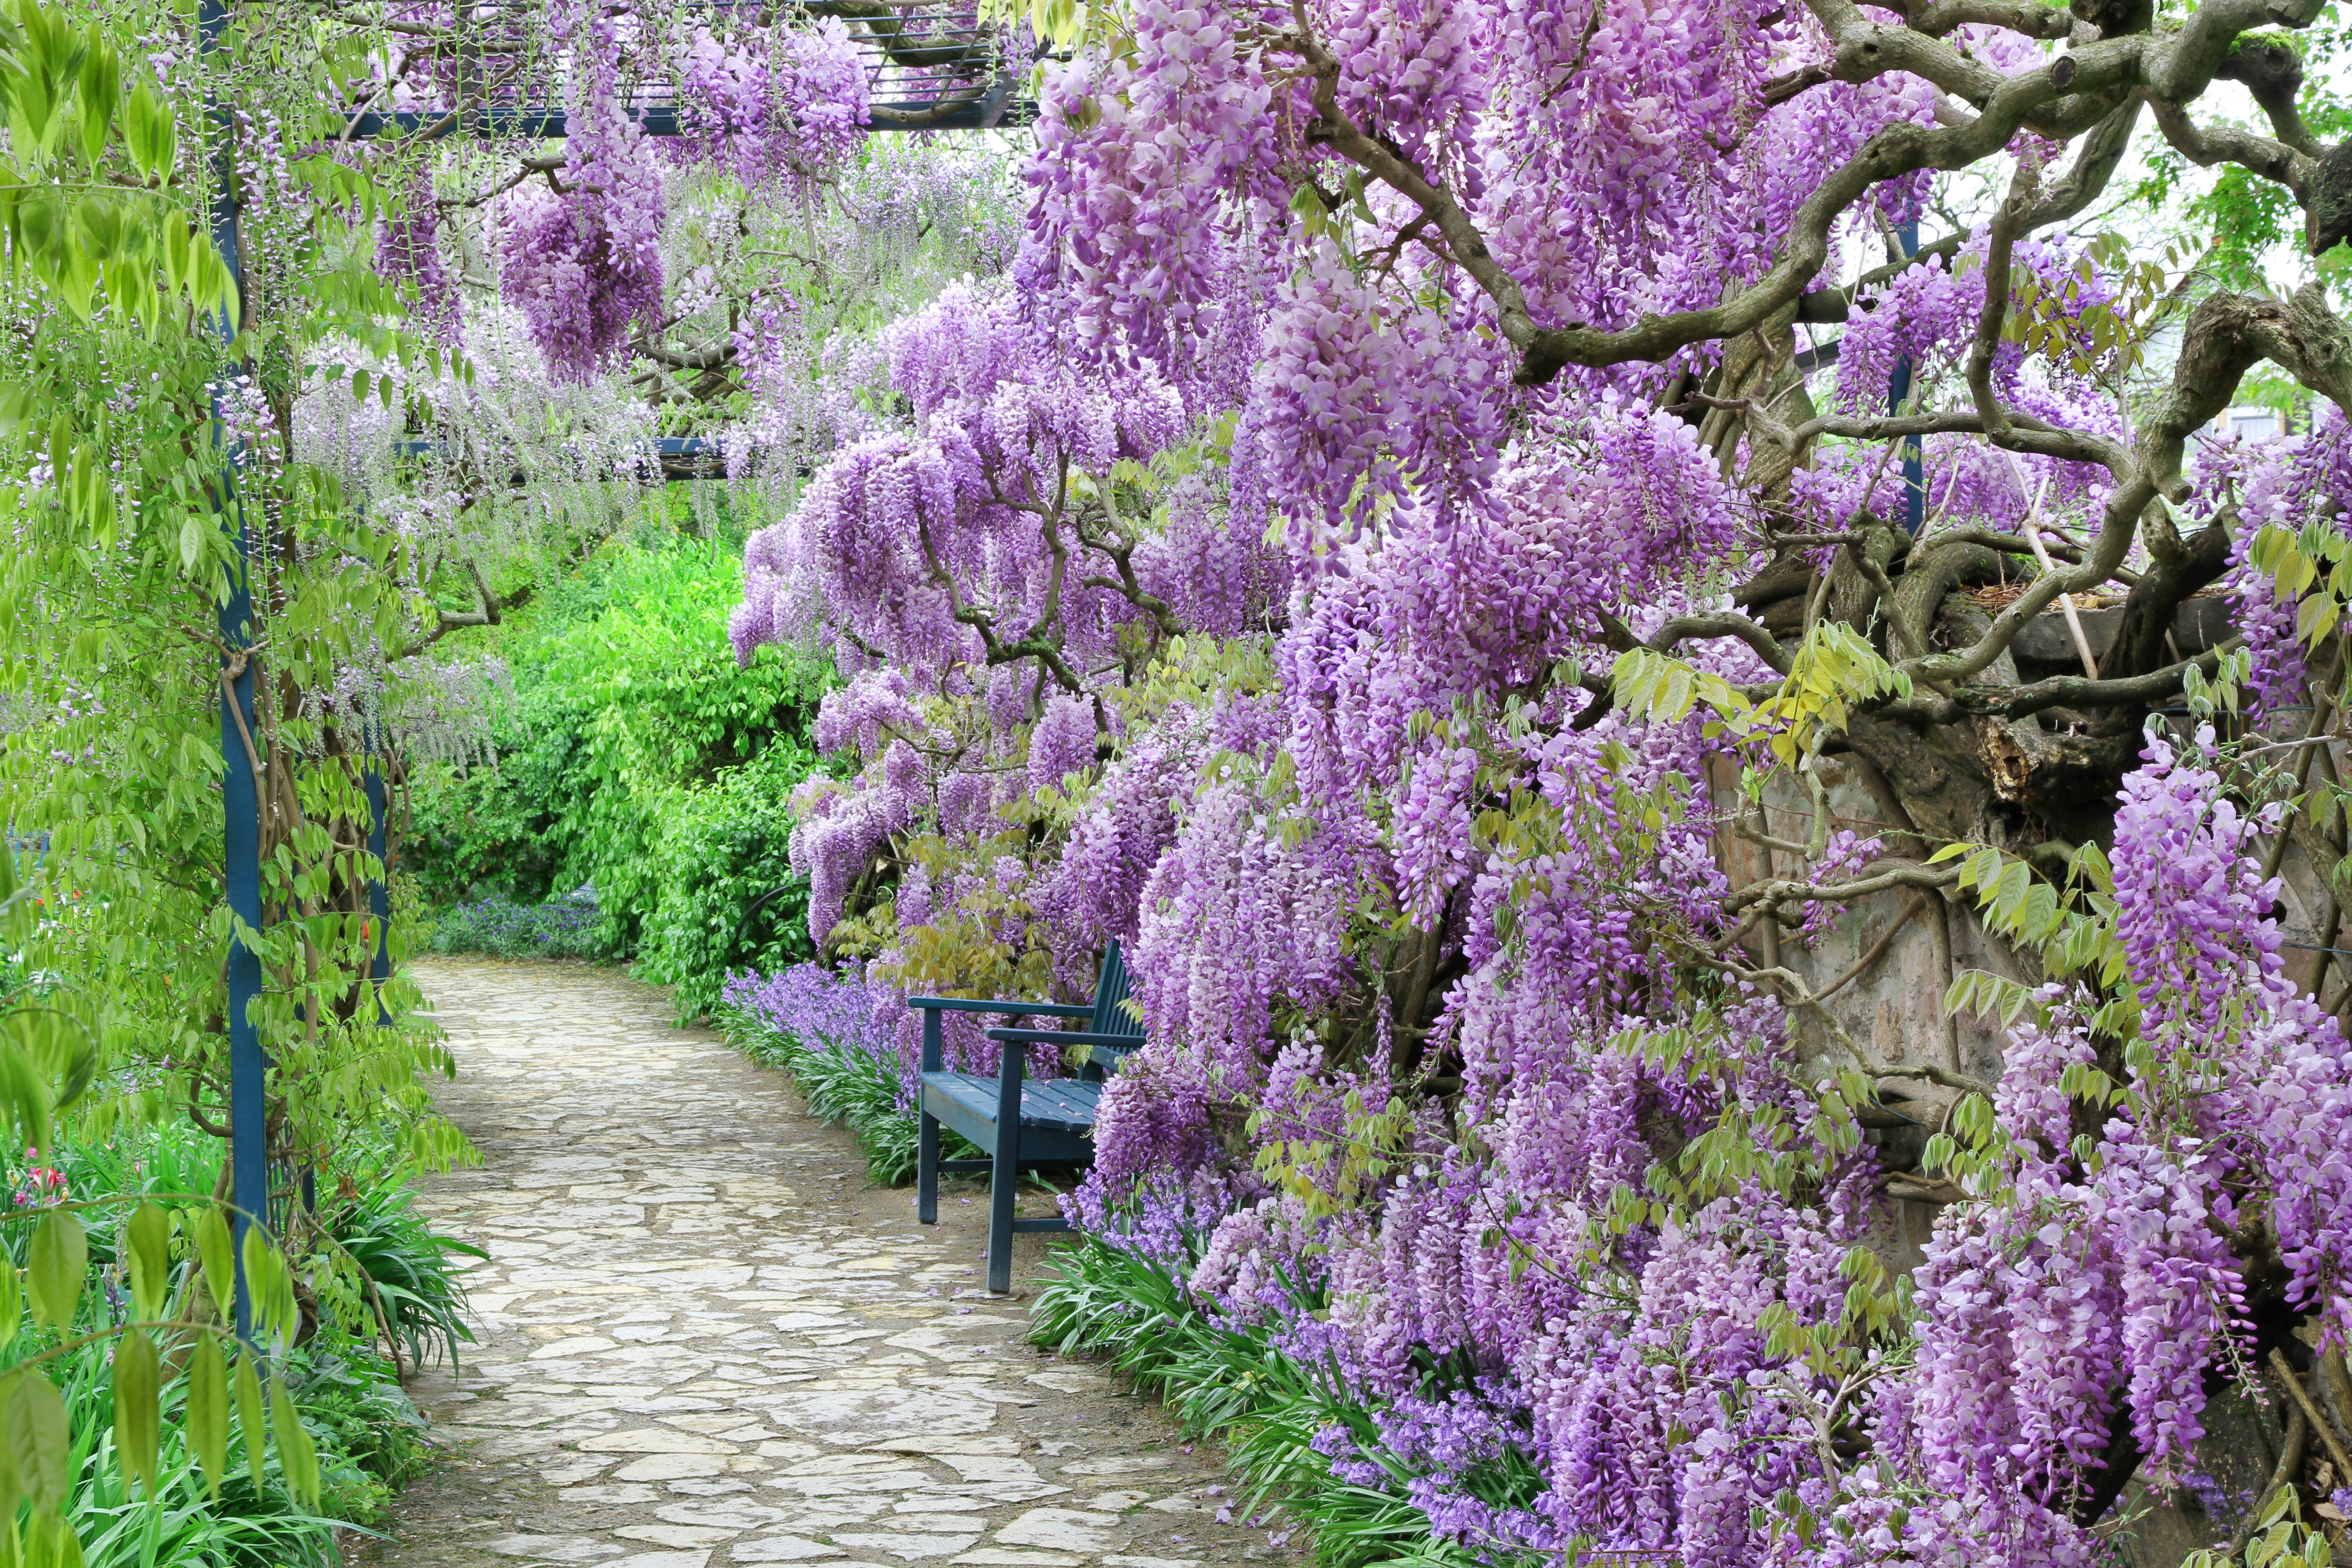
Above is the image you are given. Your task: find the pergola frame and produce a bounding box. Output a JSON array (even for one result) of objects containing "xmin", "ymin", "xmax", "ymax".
[{"xmin": 200, "ymin": 0, "xmax": 1034, "ymax": 1330}]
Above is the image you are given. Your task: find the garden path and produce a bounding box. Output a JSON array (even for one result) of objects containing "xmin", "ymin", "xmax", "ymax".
[{"xmin": 360, "ymin": 958, "xmax": 1283, "ymax": 1568}]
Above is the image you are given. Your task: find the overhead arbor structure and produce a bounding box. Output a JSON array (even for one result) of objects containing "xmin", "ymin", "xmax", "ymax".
[{"xmin": 0, "ymin": 0, "xmax": 1024, "ymax": 1358}]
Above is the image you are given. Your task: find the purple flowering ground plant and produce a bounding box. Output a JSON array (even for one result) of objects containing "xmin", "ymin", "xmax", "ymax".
[{"xmin": 715, "ymin": 962, "xmax": 983, "ymax": 1184}]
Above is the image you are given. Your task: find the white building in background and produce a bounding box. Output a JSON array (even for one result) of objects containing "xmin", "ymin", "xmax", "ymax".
[{"xmin": 2214, "ymin": 406, "xmax": 2285, "ymax": 443}]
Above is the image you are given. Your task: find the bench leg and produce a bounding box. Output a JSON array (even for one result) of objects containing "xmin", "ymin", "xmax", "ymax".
[
  {"xmin": 987, "ymin": 1134, "xmax": 1017, "ymax": 1294},
  {"xmin": 988, "ymin": 1041, "xmax": 1022, "ymax": 1295},
  {"xmin": 918, "ymin": 1007, "xmax": 943, "ymax": 1226},
  {"xmin": 918, "ymin": 1105, "xmax": 940, "ymax": 1226}
]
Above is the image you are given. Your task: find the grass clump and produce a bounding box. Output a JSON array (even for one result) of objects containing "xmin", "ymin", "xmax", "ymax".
[{"xmin": 1031, "ymin": 1224, "xmax": 1513, "ymax": 1568}]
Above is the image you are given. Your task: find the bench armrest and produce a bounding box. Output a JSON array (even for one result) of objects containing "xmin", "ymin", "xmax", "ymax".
[
  {"xmin": 985, "ymin": 1027, "xmax": 1146, "ymax": 1049},
  {"xmin": 906, "ymin": 997, "xmax": 1095, "ymax": 1019}
]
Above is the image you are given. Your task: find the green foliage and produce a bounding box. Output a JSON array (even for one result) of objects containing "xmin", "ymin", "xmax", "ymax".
[
  {"xmin": 404, "ymin": 530, "xmax": 831, "ymax": 1014},
  {"xmin": 319, "ymin": 1159, "xmax": 484, "ymax": 1375},
  {"xmin": 1031, "ymin": 1232, "xmax": 1510, "ymax": 1568},
  {"xmin": 633, "ymin": 739, "xmax": 823, "ymax": 1018},
  {"xmin": 1611, "ymin": 622, "xmax": 1910, "ymax": 768},
  {"xmin": 0, "ymin": 1111, "xmax": 469, "ymax": 1562},
  {"xmin": 2185, "ymin": 1484, "xmax": 2337, "ymax": 1568},
  {"xmin": 0, "ymin": 0, "xmax": 476, "ymax": 1329},
  {"xmin": 427, "ymin": 889, "xmax": 613, "ymax": 963}
]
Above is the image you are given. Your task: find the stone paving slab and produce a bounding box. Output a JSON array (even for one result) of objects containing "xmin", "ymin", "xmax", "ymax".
[{"xmin": 359, "ymin": 959, "xmax": 1289, "ymax": 1568}]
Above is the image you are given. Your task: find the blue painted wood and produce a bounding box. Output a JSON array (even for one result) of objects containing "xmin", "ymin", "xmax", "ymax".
[
  {"xmin": 988, "ymin": 1023, "xmax": 1022, "ymax": 1293},
  {"xmin": 1086, "ymin": 943, "xmax": 1141, "ymax": 1038},
  {"xmin": 366, "ymin": 753, "xmax": 391, "ymax": 1003},
  {"xmin": 905, "ymin": 941, "xmax": 1141, "ymax": 1291},
  {"xmin": 920, "ymin": 1072, "xmax": 1103, "ymax": 1139},
  {"xmin": 917, "ymin": 1006, "xmax": 943, "ymax": 1224},
  {"xmin": 904, "ymin": 997, "xmax": 1092, "ymax": 1018},
  {"xmin": 984, "ymin": 1026, "xmax": 1141, "ymax": 1078},
  {"xmin": 201, "ymin": 0, "xmax": 265, "ymax": 1345}
]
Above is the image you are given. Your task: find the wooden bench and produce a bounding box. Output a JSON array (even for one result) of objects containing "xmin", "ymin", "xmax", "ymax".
[{"xmin": 907, "ymin": 940, "xmax": 1145, "ymax": 1294}]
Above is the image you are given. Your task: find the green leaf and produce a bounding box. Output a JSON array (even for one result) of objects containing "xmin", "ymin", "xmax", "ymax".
[
  {"xmin": 122, "ymin": 80, "xmax": 171, "ymax": 179},
  {"xmin": 0, "ymin": 1264, "xmax": 20, "ymax": 1354},
  {"xmin": 0, "ymin": 1383, "xmax": 19, "ymax": 1525},
  {"xmin": 185, "ymin": 1333, "xmax": 228, "ymax": 1498},
  {"xmin": 111, "ymin": 1328, "xmax": 159, "ymax": 1491},
  {"xmin": 269, "ymin": 1377, "xmax": 319, "ymax": 1508},
  {"xmin": 74, "ymin": 34, "xmax": 116, "ymax": 170},
  {"xmin": 0, "ymin": 1030, "xmax": 51, "ymax": 1160},
  {"xmin": 4, "ymin": 1372, "xmax": 67, "ymax": 1514},
  {"xmin": 242, "ymin": 1227, "xmax": 296, "ymax": 1347},
  {"xmin": 233, "ymin": 1355, "xmax": 264, "ymax": 1491},
  {"xmin": 194, "ymin": 1205, "xmax": 235, "ymax": 1323},
  {"xmin": 24, "ymin": 1511, "xmax": 81, "ymax": 1568},
  {"xmin": 22, "ymin": 1211, "xmax": 82, "ymax": 1331},
  {"xmin": 2297, "ymin": 590, "xmax": 2340, "ymax": 649},
  {"xmin": 124, "ymin": 1202, "xmax": 170, "ymax": 1321}
]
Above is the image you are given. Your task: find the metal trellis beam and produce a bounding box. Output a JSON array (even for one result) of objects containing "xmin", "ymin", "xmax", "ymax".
[{"xmin": 200, "ymin": 0, "xmax": 268, "ymax": 1343}]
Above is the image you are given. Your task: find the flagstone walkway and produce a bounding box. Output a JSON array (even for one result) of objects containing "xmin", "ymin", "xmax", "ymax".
[{"xmin": 361, "ymin": 958, "xmax": 1285, "ymax": 1568}]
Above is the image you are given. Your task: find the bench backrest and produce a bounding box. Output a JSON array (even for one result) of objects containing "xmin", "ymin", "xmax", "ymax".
[
  {"xmin": 1086, "ymin": 938, "xmax": 1143, "ymax": 1040},
  {"xmin": 1082, "ymin": 939, "xmax": 1143, "ymax": 1077}
]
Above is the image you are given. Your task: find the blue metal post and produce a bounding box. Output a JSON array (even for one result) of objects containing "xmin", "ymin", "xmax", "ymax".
[
  {"xmin": 366, "ymin": 740, "xmax": 393, "ymax": 1013},
  {"xmin": 1889, "ymin": 218, "xmax": 1925, "ymax": 535},
  {"xmin": 201, "ymin": 0, "xmax": 266, "ymax": 1341}
]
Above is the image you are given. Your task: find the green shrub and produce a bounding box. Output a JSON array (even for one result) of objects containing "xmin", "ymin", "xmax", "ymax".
[
  {"xmin": 325, "ymin": 1163, "xmax": 487, "ymax": 1374},
  {"xmin": 633, "ymin": 739, "xmax": 821, "ymax": 1020},
  {"xmin": 9, "ymin": 1114, "xmax": 474, "ymax": 1565},
  {"xmin": 404, "ymin": 529, "xmax": 833, "ymax": 1007}
]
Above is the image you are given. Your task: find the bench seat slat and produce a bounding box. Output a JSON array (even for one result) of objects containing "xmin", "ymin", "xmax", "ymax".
[{"xmin": 921, "ymin": 1071, "xmax": 1104, "ymax": 1137}]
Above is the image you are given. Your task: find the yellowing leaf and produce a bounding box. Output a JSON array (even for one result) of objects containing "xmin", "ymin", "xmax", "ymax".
[
  {"xmin": 194, "ymin": 1205, "xmax": 233, "ymax": 1324},
  {"xmin": 269, "ymin": 1376, "xmax": 319, "ymax": 1508},
  {"xmin": 233, "ymin": 1355, "xmax": 264, "ymax": 1491},
  {"xmin": 4, "ymin": 1372, "xmax": 67, "ymax": 1514}
]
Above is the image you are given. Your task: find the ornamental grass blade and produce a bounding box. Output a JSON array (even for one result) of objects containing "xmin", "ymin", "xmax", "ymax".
[
  {"xmin": 185, "ymin": 1332, "xmax": 227, "ymax": 1498},
  {"xmin": 110, "ymin": 1328, "xmax": 158, "ymax": 1492}
]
